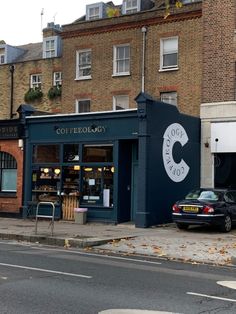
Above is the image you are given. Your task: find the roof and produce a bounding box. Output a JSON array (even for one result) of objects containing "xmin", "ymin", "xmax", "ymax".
[{"xmin": 13, "ymin": 42, "xmax": 43, "ymax": 62}]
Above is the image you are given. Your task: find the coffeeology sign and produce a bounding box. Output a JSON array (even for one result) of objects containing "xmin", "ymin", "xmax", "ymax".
[{"xmin": 55, "ymin": 125, "xmax": 106, "ymax": 135}]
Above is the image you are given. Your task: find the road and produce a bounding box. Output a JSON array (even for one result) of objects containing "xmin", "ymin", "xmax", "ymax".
[{"xmin": 0, "ymin": 240, "xmax": 236, "ymax": 314}]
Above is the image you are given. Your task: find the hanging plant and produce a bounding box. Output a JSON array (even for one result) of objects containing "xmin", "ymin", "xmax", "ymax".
[
  {"xmin": 47, "ymin": 85, "xmax": 62, "ymax": 100},
  {"xmin": 24, "ymin": 87, "xmax": 43, "ymax": 103}
]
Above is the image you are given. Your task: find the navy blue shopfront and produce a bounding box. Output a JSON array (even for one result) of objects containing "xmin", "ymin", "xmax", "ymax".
[{"xmin": 23, "ymin": 93, "xmax": 200, "ymax": 227}]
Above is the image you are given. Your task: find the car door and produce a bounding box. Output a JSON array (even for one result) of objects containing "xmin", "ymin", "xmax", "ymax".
[{"xmin": 224, "ymin": 191, "xmax": 236, "ymax": 223}]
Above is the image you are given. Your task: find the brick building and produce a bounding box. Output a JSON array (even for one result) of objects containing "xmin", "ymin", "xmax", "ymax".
[
  {"xmin": 61, "ymin": 0, "xmax": 202, "ymax": 116},
  {"xmin": 0, "ymin": 0, "xmax": 203, "ymax": 120},
  {"xmin": 0, "ymin": 23, "xmax": 63, "ymax": 120},
  {"xmin": 200, "ymin": 0, "xmax": 236, "ymax": 189}
]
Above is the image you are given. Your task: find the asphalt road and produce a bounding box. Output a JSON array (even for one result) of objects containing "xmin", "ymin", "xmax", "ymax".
[{"xmin": 0, "ymin": 240, "xmax": 236, "ymax": 314}]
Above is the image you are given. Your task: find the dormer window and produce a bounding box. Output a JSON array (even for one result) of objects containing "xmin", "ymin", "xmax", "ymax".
[
  {"xmin": 45, "ymin": 39, "xmax": 55, "ymax": 58},
  {"xmin": 86, "ymin": 3, "xmax": 104, "ymax": 21},
  {"xmin": 123, "ymin": 0, "xmax": 141, "ymax": 14},
  {"xmin": 88, "ymin": 6, "xmax": 100, "ymax": 20},
  {"xmin": 43, "ymin": 36, "xmax": 61, "ymax": 59}
]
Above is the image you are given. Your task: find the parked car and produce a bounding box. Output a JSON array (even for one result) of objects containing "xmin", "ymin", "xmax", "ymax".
[{"xmin": 172, "ymin": 188, "xmax": 236, "ymax": 232}]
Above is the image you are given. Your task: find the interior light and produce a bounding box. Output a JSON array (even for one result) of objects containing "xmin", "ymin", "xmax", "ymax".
[
  {"xmin": 111, "ymin": 167, "xmax": 115, "ymax": 173},
  {"xmin": 74, "ymin": 165, "xmax": 81, "ymax": 171},
  {"xmin": 84, "ymin": 167, "xmax": 93, "ymax": 172},
  {"xmin": 43, "ymin": 168, "xmax": 49, "ymax": 174},
  {"xmin": 54, "ymin": 168, "xmax": 61, "ymax": 175}
]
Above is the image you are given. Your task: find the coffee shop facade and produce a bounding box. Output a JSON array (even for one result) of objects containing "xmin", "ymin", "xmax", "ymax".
[{"xmin": 23, "ymin": 93, "xmax": 200, "ymax": 227}]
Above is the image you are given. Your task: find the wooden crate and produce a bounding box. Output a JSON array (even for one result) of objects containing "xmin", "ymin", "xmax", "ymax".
[{"xmin": 62, "ymin": 196, "xmax": 79, "ymax": 220}]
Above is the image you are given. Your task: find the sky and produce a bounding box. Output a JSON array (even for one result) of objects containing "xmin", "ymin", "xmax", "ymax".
[{"xmin": 1, "ymin": 0, "xmax": 121, "ymax": 46}]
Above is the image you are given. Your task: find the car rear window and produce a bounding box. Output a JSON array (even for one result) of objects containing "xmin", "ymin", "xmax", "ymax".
[{"xmin": 185, "ymin": 190, "xmax": 221, "ymax": 201}]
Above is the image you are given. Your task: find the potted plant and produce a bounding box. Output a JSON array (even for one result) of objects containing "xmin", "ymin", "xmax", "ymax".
[
  {"xmin": 24, "ymin": 87, "xmax": 43, "ymax": 103},
  {"xmin": 47, "ymin": 85, "xmax": 62, "ymax": 100}
]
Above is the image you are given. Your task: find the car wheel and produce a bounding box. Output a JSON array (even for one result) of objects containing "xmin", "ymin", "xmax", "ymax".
[
  {"xmin": 176, "ymin": 223, "xmax": 189, "ymax": 230},
  {"xmin": 220, "ymin": 215, "xmax": 232, "ymax": 232}
]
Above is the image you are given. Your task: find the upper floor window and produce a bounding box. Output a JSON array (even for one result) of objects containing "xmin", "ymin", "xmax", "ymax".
[
  {"xmin": 76, "ymin": 99, "xmax": 91, "ymax": 113},
  {"xmin": 113, "ymin": 95, "xmax": 129, "ymax": 110},
  {"xmin": 86, "ymin": 3, "xmax": 104, "ymax": 20},
  {"xmin": 161, "ymin": 91, "xmax": 178, "ymax": 106},
  {"xmin": 76, "ymin": 50, "xmax": 91, "ymax": 80},
  {"xmin": 0, "ymin": 152, "xmax": 17, "ymax": 192},
  {"xmin": 113, "ymin": 45, "xmax": 130, "ymax": 76},
  {"xmin": 88, "ymin": 6, "xmax": 100, "ymax": 20},
  {"xmin": 30, "ymin": 74, "xmax": 42, "ymax": 89},
  {"xmin": 160, "ymin": 37, "xmax": 178, "ymax": 71},
  {"xmin": 123, "ymin": 0, "xmax": 141, "ymax": 14},
  {"xmin": 45, "ymin": 39, "xmax": 55, "ymax": 58},
  {"xmin": 53, "ymin": 72, "xmax": 62, "ymax": 86},
  {"xmin": 0, "ymin": 54, "xmax": 5, "ymax": 64},
  {"xmin": 43, "ymin": 36, "xmax": 61, "ymax": 59}
]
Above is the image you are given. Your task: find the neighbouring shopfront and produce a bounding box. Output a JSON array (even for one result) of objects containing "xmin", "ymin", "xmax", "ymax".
[
  {"xmin": 23, "ymin": 93, "xmax": 200, "ymax": 227},
  {"xmin": 0, "ymin": 119, "xmax": 24, "ymax": 215}
]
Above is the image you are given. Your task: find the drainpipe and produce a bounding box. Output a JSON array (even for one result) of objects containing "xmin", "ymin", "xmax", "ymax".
[
  {"xmin": 141, "ymin": 26, "xmax": 147, "ymax": 93},
  {"xmin": 9, "ymin": 65, "xmax": 15, "ymax": 119}
]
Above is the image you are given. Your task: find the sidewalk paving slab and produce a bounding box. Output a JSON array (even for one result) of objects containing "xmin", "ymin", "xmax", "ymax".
[{"xmin": 0, "ymin": 218, "xmax": 235, "ymax": 266}]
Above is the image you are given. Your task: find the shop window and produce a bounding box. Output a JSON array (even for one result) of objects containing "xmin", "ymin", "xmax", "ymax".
[
  {"xmin": 81, "ymin": 166, "xmax": 114, "ymax": 206},
  {"xmin": 0, "ymin": 152, "xmax": 17, "ymax": 192},
  {"xmin": 33, "ymin": 144, "xmax": 60, "ymax": 163},
  {"xmin": 83, "ymin": 145, "xmax": 113, "ymax": 162},
  {"xmin": 63, "ymin": 144, "xmax": 79, "ymax": 162}
]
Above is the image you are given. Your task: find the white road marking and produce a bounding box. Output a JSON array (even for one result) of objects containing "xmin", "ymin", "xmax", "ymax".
[
  {"xmin": 187, "ymin": 292, "xmax": 236, "ymax": 303},
  {"xmin": 217, "ymin": 281, "xmax": 236, "ymax": 290},
  {"xmin": 99, "ymin": 310, "xmax": 178, "ymax": 314},
  {"xmin": 0, "ymin": 262, "xmax": 92, "ymax": 279}
]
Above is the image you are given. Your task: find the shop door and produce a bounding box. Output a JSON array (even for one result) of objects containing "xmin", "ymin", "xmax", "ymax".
[{"xmin": 131, "ymin": 162, "xmax": 138, "ymax": 221}]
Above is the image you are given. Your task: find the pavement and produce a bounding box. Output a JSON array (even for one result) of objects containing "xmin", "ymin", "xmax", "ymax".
[{"xmin": 0, "ymin": 217, "xmax": 236, "ymax": 266}]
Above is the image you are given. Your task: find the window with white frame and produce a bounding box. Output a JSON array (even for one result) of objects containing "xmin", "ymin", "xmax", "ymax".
[
  {"xmin": 160, "ymin": 37, "xmax": 178, "ymax": 70},
  {"xmin": 88, "ymin": 6, "xmax": 100, "ymax": 20},
  {"xmin": 0, "ymin": 54, "xmax": 5, "ymax": 64},
  {"xmin": 76, "ymin": 50, "xmax": 91, "ymax": 79},
  {"xmin": 123, "ymin": 0, "xmax": 140, "ymax": 14},
  {"xmin": 53, "ymin": 72, "xmax": 62, "ymax": 86},
  {"xmin": 45, "ymin": 39, "xmax": 55, "ymax": 58},
  {"xmin": 76, "ymin": 99, "xmax": 91, "ymax": 113},
  {"xmin": 160, "ymin": 92, "xmax": 178, "ymax": 106},
  {"xmin": 113, "ymin": 95, "xmax": 129, "ymax": 110},
  {"xmin": 113, "ymin": 45, "xmax": 130, "ymax": 76},
  {"xmin": 30, "ymin": 74, "xmax": 42, "ymax": 89}
]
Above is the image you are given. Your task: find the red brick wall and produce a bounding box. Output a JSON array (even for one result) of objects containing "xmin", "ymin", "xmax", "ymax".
[
  {"xmin": 0, "ymin": 140, "xmax": 23, "ymax": 213},
  {"xmin": 202, "ymin": 0, "xmax": 236, "ymax": 103}
]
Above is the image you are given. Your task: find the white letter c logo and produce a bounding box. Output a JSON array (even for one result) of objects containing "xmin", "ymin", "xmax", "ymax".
[{"xmin": 162, "ymin": 123, "xmax": 190, "ymax": 183}]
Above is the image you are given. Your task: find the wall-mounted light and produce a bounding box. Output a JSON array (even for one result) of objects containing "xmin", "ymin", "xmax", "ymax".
[
  {"xmin": 43, "ymin": 168, "xmax": 49, "ymax": 174},
  {"xmin": 111, "ymin": 166, "xmax": 115, "ymax": 173}
]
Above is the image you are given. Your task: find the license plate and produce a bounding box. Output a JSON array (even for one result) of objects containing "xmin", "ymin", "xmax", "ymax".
[{"xmin": 182, "ymin": 206, "xmax": 199, "ymax": 213}]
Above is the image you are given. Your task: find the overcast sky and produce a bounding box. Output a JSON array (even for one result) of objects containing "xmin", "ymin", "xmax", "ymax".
[{"xmin": 1, "ymin": 0, "xmax": 121, "ymax": 46}]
